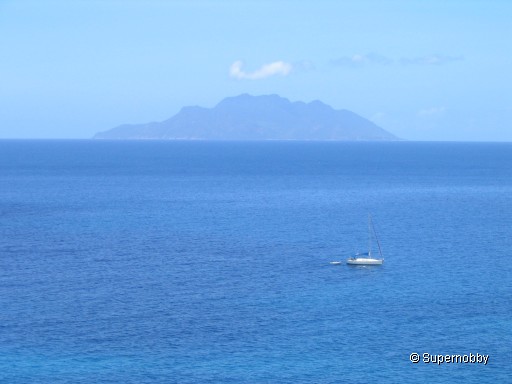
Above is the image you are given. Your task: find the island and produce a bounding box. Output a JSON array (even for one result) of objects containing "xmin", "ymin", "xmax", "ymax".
[{"xmin": 93, "ymin": 94, "xmax": 398, "ymax": 140}]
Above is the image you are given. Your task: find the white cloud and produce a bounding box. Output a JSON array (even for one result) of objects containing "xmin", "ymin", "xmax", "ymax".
[
  {"xmin": 229, "ymin": 60, "xmax": 293, "ymax": 80},
  {"xmin": 401, "ymin": 55, "xmax": 463, "ymax": 66},
  {"xmin": 418, "ymin": 107, "xmax": 446, "ymax": 117},
  {"xmin": 332, "ymin": 53, "xmax": 392, "ymax": 67},
  {"xmin": 331, "ymin": 53, "xmax": 463, "ymax": 68}
]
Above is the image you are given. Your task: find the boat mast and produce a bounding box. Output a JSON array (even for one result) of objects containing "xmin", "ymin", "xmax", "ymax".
[
  {"xmin": 370, "ymin": 214, "xmax": 384, "ymax": 258},
  {"xmin": 368, "ymin": 213, "xmax": 372, "ymax": 257}
]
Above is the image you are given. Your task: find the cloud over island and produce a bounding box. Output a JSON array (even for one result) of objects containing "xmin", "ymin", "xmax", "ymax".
[
  {"xmin": 229, "ymin": 60, "xmax": 292, "ymax": 80},
  {"xmin": 331, "ymin": 53, "xmax": 464, "ymax": 68}
]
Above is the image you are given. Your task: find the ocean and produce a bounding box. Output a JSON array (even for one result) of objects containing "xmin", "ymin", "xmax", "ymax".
[{"xmin": 0, "ymin": 140, "xmax": 510, "ymax": 383}]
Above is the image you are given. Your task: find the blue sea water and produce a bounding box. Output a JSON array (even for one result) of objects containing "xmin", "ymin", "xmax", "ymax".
[{"xmin": 0, "ymin": 140, "xmax": 511, "ymax": 383}]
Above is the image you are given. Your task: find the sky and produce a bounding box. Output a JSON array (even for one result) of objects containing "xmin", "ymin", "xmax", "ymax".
[{"xmin": 0, "ymin": 0, "xmax": 511, "ymax": 141}]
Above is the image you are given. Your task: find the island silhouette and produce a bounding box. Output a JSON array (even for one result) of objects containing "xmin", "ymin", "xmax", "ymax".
[{"xmin": 94, "ymin": 94, "xmax": 397, "ymax": 140}]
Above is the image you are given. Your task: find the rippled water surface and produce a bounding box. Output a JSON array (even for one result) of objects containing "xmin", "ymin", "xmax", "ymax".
[{"xmin": 0, "ymin": 141, "xmax": 511, "ymax": 383}]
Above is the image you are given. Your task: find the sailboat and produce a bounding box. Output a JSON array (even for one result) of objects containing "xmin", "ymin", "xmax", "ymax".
[{"xmin": 347, "ymin": 214, "xmax": 384, "ymax": 265}]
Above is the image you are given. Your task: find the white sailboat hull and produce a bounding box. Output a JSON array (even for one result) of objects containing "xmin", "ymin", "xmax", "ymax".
[{"xmin": 346, "ymin": 257, "xmax": 383, "ymax": 265}]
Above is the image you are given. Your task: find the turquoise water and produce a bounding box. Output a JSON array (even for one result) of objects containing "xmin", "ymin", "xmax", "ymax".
[{"xmin": 0, "ymin": 141, "xmax": 511, "ymax": 383}]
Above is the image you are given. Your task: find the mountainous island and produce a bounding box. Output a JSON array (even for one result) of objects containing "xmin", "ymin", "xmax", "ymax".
[{"xmin": 94, "ymin": 94, "xmax": 397, "ymax": 140}]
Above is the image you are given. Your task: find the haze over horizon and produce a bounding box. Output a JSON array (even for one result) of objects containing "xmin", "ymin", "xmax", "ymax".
[{"xmin": 1, "ymin": 0, "xmax": 510, "ymax": 141}]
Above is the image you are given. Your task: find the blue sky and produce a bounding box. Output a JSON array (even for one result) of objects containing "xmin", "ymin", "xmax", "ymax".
[{"xmin": 1, "ymin": 0, "xmax": 510, "ymax": 140}]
